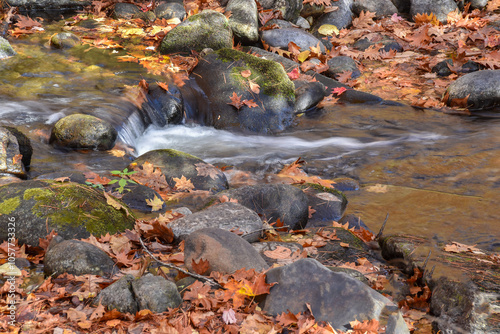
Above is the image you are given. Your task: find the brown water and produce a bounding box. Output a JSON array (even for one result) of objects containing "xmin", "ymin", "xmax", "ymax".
[{"xmin": 1, "ymin": 31, "xmax": 499, "ymax": 252}]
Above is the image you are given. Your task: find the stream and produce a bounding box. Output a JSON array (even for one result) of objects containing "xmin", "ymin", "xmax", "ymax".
[{"xmin": 1, "ymin": 29, "xmax": 499, "ymax": 253}]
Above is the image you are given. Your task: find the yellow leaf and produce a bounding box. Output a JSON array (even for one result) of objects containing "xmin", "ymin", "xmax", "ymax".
[
  {"xmin": 297, "ymin": 50, "xmax": 310, "ymax": 63},
  {"xmin": 0, "ymin": 263, "xmax": 22, "ymax": 276},
  {"xmin": 318, "ymin": 24, "xmax": 339, "ymax": 36},
  {"xmin": 109, "ymin": 149, "xmax": 125, "ymax": 157},
  {"xmin": 365, "ymin": 184, "xmax": 388, "ymax": 193},
  {"xmin": 103, "ymin": 191, "xmax": 130, "ymax": 216},
  {"xmin": 173, "ymin": 175, "xmax": 195, "ymax": 191},
  {"xmin": 146, "ymin": 195, "xmax": 164, "ymax": 211},
  {"xmin": 118, "ymin": 27, "xmax": 145, "ymax": 38}
]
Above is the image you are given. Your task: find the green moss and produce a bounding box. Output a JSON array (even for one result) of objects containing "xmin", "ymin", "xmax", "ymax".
[
  {"xmin": 216, "ymin": 48, "xmax": 295, "ymax": 99},
  {"xmin": 23, "ymin": 188, "xmax": 53, "ymax": 201},
  {"xmin": 0, "ymin": 197, "xmax": 20, "ymax": 215}
]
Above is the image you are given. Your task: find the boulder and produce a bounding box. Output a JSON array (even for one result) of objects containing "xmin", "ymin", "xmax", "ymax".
[
  {"xmin": 131, "ymin": 274, "xmax": 182, "ymax": 313},
  {"xmin": 252, "ymin": 241, "xmax": 304, "ymax": 266},
  {"xmin": 409, "ymin": 0, "xmax": 458, "ymax": 23},
  {"xmin": 0, "ymin": 127, "xmax": 31, "ymax": 178},
  {"xmin": 184, "ymin": 227, "xmax": 269, "ymax": 274},
  {"xmin": 112, "ymin": 3, "xmax": 141, "ymax": 19},
  {"xmin": 0, "ymin": 180, "xmax": 136, "ymax": 246},
  {"xmin": 352, "ymin": 0, "xmax": 398, "ymax": 17},
  {"xmin": 0, "ymin": 36, "xmax": 16, "ymax": 59},
  {"xmin": 326, "ymin": 56, "xmax": 361, "ymax": 79},
  {"xmin": 167, "ymin": 202, "xmax": 263, "ymax": 242},
  {"xmin": 258, "ymin": 0, "xmax": 303, "ymax": 22},
  {"xmin": 94, "ymin": 275, "xmax": 138, "ymax": 314},
  {"xmin": 221, "ymin": 184, "xmax": 309, "ymax": 230},
  {"xmin": 140, "ymin": 83, "xmax": 184, "ymax": 127},
  {"xmin": 129, "ymin": 149, "xmax": 229, "ymax": 193},
  {"xmin": 192, "ymin": 48, "xmax": 296, "ymax": 133},
  {"xmin": 4, "ymin": 0, "xmax": 91, "ymax": 11},
  {"xmin": 50, "ymin": 32, "xmax": 80, "ymax": 49},
  {"xmin": 159, "ymin": 10, "xmax": 233, "ymax": 55},
  {"xmin": 44, "ymin": 238, "xmax": 116, "ymax": 277},
  {"xmin": 294, "ymin": 80, "xmax": 327, "ymax": 113},
  {"xmin": 444, "ymin": 70, "xmax": 500, "ymax": 110},
  {"xmin": 299, "ymin": 183, "xmax": 348, "ymax": 226},
  {"xmin": 50, "ymin": 114, "xmax": 117, "ymax": 151},
  {"xmin": 226, "ymin": 0, "xmax": 259, "ymax": 44},
  {"xmin": 118, "ymin": 183, "xmax": 166, "ymax": 213},
  {"xmin": 155, "ymin": 1, "xmax": 186, "ymax": 21},
  {"xmin": 261, "ymin": 28, "xmax": 326, "ymax": 53},
  {"xmin": 262, "ymin": 258, "xmax": 410, "ymax": 333}
]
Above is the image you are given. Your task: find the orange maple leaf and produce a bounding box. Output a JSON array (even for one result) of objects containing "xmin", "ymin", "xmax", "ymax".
[
  {"xmin": 173, "ymin": 175, "xmax": 195, "ymax": 191},
  {"xmin": 228, "ymin": 92, "xmax": 245, "ymax": 110}
]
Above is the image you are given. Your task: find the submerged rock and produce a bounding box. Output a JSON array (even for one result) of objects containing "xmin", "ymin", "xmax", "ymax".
[
  {"xmin": 50, "ymin": 32, "xmax": 80, "ymax": 49},
  {"xmin": 0, "ymin": 180, "xmax": 135, "ymax": 246}
]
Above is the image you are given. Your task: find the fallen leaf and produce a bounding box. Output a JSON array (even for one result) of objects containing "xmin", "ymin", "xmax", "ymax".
[
  {"xmin": 365, "ymin": 184, "xmax": 388, "ymax": 193},
  {"xmin": 195, "ymin": 162, "xmax": 220, "ymax": 179},
  {"xmin": 222, "ymin": 309, "xmax": 237, "ymax": 324},
  {"xmin": 191, "ymin": 258, "xmax": 210, "ymax": 275},
  {"xmin": 173, "ymin": 175, "xmax": 195, "ymax": 191},
  {"xmin": 228, "ymin": 92, "xmax": 244, "ymax": 110},
  {"xmin": 109, "ymin": 149, "xmax": 126, "ymax": 157},
  {"xmin": 157, "ymin": 81, "xmax": 169, "ymax": 91},
  {"xmin": 146, "ymin": 195, "xmax": 164, "ymax": 211},
  {"xmin": 103, "ymin": 191, "xmax": 130, "ymax": 216},
  {"xmin": 318, "ymin": 24, "xmax": 339, "ymax": 36},
  {"xmin": 241, "ymin": 69, "xmax": 252, "ymax": 77}
]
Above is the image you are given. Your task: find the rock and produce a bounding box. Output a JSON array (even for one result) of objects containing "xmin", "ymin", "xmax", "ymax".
[
  {"xmin": 94, "ymin": 275, "xmax": 138, "ymax": 314},
  {"xmin": 168, "ymin": 202, "xmax": 263, "ymax": 242},
  {"xmin": 131, "ymin": 274, "xmax": 182, "ymax": 313},
  {"xmin": 325, "ymin": 56, "xmax": 361, "ymax": 79},
  {"xmin": 129, "ymin": 149, "xmax": 228, "ymax": 193},
  {"xmin": 294, "ymin": 80, "xmax": 327, "ymax": 113},
  {"xmin": 432, "ymin": 59, "xmax": 454, "ymax": 77},
  {"xmin": 159, "ymin": 10, "xmax": 233, "ymax": 55},
  {"xmin": 261, "ymin": 28, "xmax": 326, "ymax": 53},
  {"xmin": 338, "ymin": 214, "xmax": 372, "ymax": 231},
  {"xmin": 0, "ymin": 36, "xmax": 16, "ymax": 59},
  {"xmin": 155, "ymin": 1, "xmax": 186, "ymax": 21},
  {"xmin": 118, "ymin": 183, "xmax": 166, "ymax": 213},
  {"xmin": 467, "ymin": 0, "xmax": 488, "ymax": 9},
  {"xmin": 261, "ymin": 258, "xmax": 410, "ymax": 333},
  {"xmin": 0, "ymin": 127, "xmax": 30, "ymax": 178},
  {"xmin": 353, "ymin": 35, "xmax": 403, "ymax": 53},
  {"xmin": 4, "ymin": 0, "xmax": 90, "ymax": 11},
  {"xmin": 226, "ymin": 0, "xmax": 259, "ymax": 44},
  {"xmin": 50, "ymin": 114, "xmax": 117, "ymax": 151},
  {"xmin": 222, "ymin": 184, "xmax": 309, "ymax": 230},
  {"xmin": 310, "ymin": 0, "xmax": 354, "ymax": 37},
  {"xmin": 352, "ymin": 0, "xmax": 398, "ymax": 17},
  {"xmin": 390, "ymin": 0, "xmax": 411, "ymax": 13},
  {"xmin": 299, "ymin": 184, "xmax": 348, "ymax": 226},
  {"xmin": 301, "ymin": 3, "xmax": 325, "ymax": 18},
  {"xmin": 184, "ymin": 228, "xmax": 269, "ymax": 274},
  {"xmin": 332, "ymin": 177, "xmax": 360, "ymax": 191},
  {"xmin": 259, "ymin": 0, "xmax": 303, "ymax": 22},
  {"xmin": 409, "ymin": 0, "xmax": 458, "ymax": 23},
  {"xmin": 112, "ymin": 3, "xmax": 141, "ymax": 19},
  {"xmin": 444, "ymin": 70, "xmax": 500, "ymax": 110},
  {"xmin": 295, "ymin": 16, "xmax": 310, "ymax": 29},
  {"xmin": 35, "ymin": 171, "xmax": 88, "ymax": 184},
  {"xmin": 50, "ymin": 32, "xmax": 80, "ymax": 49},
  {"xmin": 192, "ymin": 48, "xmax": 296, "ymax": 133},
  {"xmin": 263, "ymin": 19, "xmax": 294, "ymax": 29},
  {"xmin": 252, "ymin": 241, "xmax": 303, "ymax": 266},
  {"xmin": 140, "ymin": 83, "xmax": 184, "ymax": 127},
  {"xmin": 44, "ymin": 239, "xmax": 116, "ymax": 277},
  {"xmin": 0, "ymin": 180, "xmax": 136, "ymax": 246}
]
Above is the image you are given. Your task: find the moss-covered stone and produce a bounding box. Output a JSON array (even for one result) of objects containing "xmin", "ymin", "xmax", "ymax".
[
  {"xmin": 0, "ymin": 36, "xmax": 16, "ymax": 59},
  {"xmin": 0, "ymin": 180, "xmax": 135, "ymax": 246},
  {"xmin": 50, "ymin": 32, "xmax": 81, "ymax": 49}
]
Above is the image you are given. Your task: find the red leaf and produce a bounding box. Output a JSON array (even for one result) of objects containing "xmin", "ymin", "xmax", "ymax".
[
  {"xmin": 243, "ymin": 99, "xmax": 258, "ymax": 108},
  {"xmin": 156, "ymin": 81, "xmax": 169, "ymax": 91},
  {"xmin": 287, "ymin": 67, "xmax": 300, "ymax": 80},
  {"xmin": 332, "ymin": 87, "xmax": 347, "ymax": 95},
  {"xmin": 228, "ymin": 92, "xmax": 245, "ymax": 110}
]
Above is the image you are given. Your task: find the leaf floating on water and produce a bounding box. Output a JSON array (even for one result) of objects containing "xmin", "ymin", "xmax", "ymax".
[
  {"xmin": 365, "ymin": 184, "xmax": 388, "ymax": 193},
  {"xmin": 444, "ymin": 241, "xmax": 484, "ymax": 254},
  {"xmin": 109, "ymin": 149, "xmax": 126, "ymax": 157}
]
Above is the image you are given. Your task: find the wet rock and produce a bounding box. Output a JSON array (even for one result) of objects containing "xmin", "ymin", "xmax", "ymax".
[
  {"xmin": 222, "ymin": 184, "xmax": 309, "ymax": 230},
  {"xmin": 131, "ymin": 274, "xmax": 182, "ymax": 313},
  {"xmin": 410, "ymin": 0, "xmax": 458, "ymax": 23},
  {"xmin": 50, "ymin": 32, "xmax": 80, "ymax": 49},
  {"xmin": 252, "ymin": 241, "xmax": 303, "ymax": 266},
  {"xmin": 294, "ymin": 80, "xmax": 327, "ymax": 113},
  {"xmin": 352, "ymin": 0, "xmax": 398, "ymax": 17},
  {"xmin": 261, "ymin": 28, "xmax": 326, "ymax": 53},
  {"xmin": 0, "ymin": 127, "xmax": 31, "ymax": 178},
  {"xmin": 50, "ymin": 114, "xmax": 117, "ymax": 151},
  {"xmin": 0, "ymin": 180, "xmax": 136, "ymax": 246},
  {"xmin": 159, "ymin": 10, "xmax": 233, "ymax": 55},
  {"xmin": 226, "ymin": 0, "xmax": 259, "ymax": 44},
  {"xmin": 94, "ymin": 275, "xmax": 138, "ymax": 314},
  {"xmin": 262, "ymin": 258, "xmax": 410, "ymax": 333},
  {"xmin": 168, "ymin": 202, "xmax": 263, "ymax": 242},
  {"xmin": 5, "ymin": 0, "xmax": 91, "ymax": 11},
  {"xmin": 184, "ymin": 227, "xmax": 269, "ymax": 274},
  {"xmin": 35, "ymin": 171, "xmax": 88, "ymax": 184},
  {"xmin": 299, "ymin": 184, "xmax": 347, "ymax": 226},
  {"xmin": 192, "ymin": 48, "xmax": 295, "ymax": 133},
  {"xmin": 325, "ymin": 56, "xmax": 361, "ymax": 79},
  {"xmin": 310, "ymin": 0, "xmax": 354, "ymax": 37},
  {"xmin": 129, "ymin": 149, "xmax": 229, "ymax": 193},
  {"xmin": 140, "ymin": 83, "xmax": 184, "ymax": 127},
  {"xmin": 259, "ymin": 0, "xmax": 303, "ymax": 22},
  {"xmin": 155, "ymin": 1, "xmax": 186, "ymax": 21},
  {"xmin": 0, "ymin": 175, "xmax": 23, "ymax": 186},
  {"xmin": 118, "ymin": 183, "xmax": 166, "ymax": 213},
  {"xmin": 0, "ymin": 36, "xmax": 16, "ymax": 59},
  {"xmin": 338, "ymin": 214, "xmax": 372, "ymax": 231},
  {"xmin": 44, "ymin": 239, "xmax": 116, "ymax": 277},
  {"xmin": 444, "ymin": 70, "xmax": 500, "ymax": 110},
  {"xmin": 112, "ymin": 3, "xmax": 141, "ymax": 19}
]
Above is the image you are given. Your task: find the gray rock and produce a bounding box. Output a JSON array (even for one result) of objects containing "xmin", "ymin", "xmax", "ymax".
[
  {"xmin": 390, "ymin": 0, "xmax": 411, "ymax": 13},
  {"xmin": 466, "ymin": 0, "xmax": 488, "ymax": 9},
  {"xmin": 94, "ymin": 275, "xmax": 138, "ymax": 314},
  {"xmin": 118, "ymin": 183, "xmax": 166, "ymax": 213},
  {"xmin": 259, "ymin": 0, "xmax": 303, "ymax": 22},
  {"xmin": 444, "ymin": 70, "xmax": 500, "ymax": 110},
  {"xmin": 0, "ymin": 36, "xmax": 16, "ymax": 59},
  {"xmin": 140, "ymin": 83, "xmax": 184, "ymax": 127},
  {"xmin": 131, "ymin": 274, "xmax": 182, "ymax": 313},
  {"xmin": 5, "ymin": 0, "xmax": 90, "ymax": 9},
  {"xmin": 226, "ymin": 0, "xmax": 259, "ymax": 44},
  {"xmin": 262, "ymin": 258, "xmax": 410, "ymax": 333},
  {"xmin": 261, "ymin": 28, "xmax": 326, "ymax": 53},
  {"xmin": 294, "ymin": 80, "xmax": 327, "ymax": 113},
  {"xmin": 0, "ymin": 127, "xmax": 28, "ymax": 178},
  {"xmin": 160, "ymin": 10, "xmax": 233, "ymax": 55},
  {"xmin": 50, "ymin": 32, "xmax": 80, "ymax": 49},
  {"xmin": 326, "ymin": 56, "xmax": 361, "ymax": 79},
  {"xmin": 184, "ymin": 227, "xmax": 269, "ymax": 274},
  {"xmin": 295, "ymin": 16, "xmax": 310, "ymax": 29},
  {"xmin": 263, "ymin": 19, "xmax": 294, "ymax": 29},
  {"xmin": 0, "ymin": 180, "xmax": 136, "ymax": 246},
  {"xmin": 112, "ymin": 3, "xmax": 141, "ymax": 19},
  {"xmin": 310, "ymin": 0, "xmax": 354, "ymax": 35},
  {"xmin": 155, "ymin": 1, "xmax": 186, "ymax": 21},
  {"xmin": 44, "ymin": 239, "xmax": 116, "ymax": 277},
  {"xmin": 50, "ymin": 114, "xmax": 117, "ymax": 151},
  {"xmin": 410, "ymin": 0, "xmax": 458, "ymax": 23},
  {"xmin": 352, "ymin": 0, "xmax": 398, "ymax": 17},
  {"xmin": 129, "ymin": 149, "xmax": 228, "ymax": 193},
  {"xmin": 168, "ymin": 202, "xmax": 263, "ymax": 242},
  {"xmin": 299, "ymin": 183, "xmax": 348, "ymax": 226},
  {"xmin": 222, "ymin": 184, "xmax": 309, "ymax": 230}
]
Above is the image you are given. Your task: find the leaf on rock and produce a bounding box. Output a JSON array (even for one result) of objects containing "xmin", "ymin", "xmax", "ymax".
[
  {"xmin": 332, "ymin": 86, "xmax": 347, "ymax": 96},
  {"xmin": 146, "ymin": 195, "xmax": 164, "ymax": 211},
  {"xmin": 350, "ymin": 319, "xmax": 380, "ymax": 333},
  {"xmin": 248, "ymin": 80, "xmax": 260, "ymax": 94},
  {"xmin": 191, "ymin": 258, "xmax": 210, "ymax": 275},
  {"xmin": 195, "ymin": 162, "xmax": 220, "ymax": 180},
  {"xmin": 287, "ymin": 67, "xmax": 300, "ymax": 80},
  {"xmin": 131, "ymin": 162, "xmax": 170, "ymax": 192},
  {"xmin": 173, "ymin": 175, "xmax": 195, "ymax": 191},
  {"xmin": 241, "ymin": 69, "xmax": 252, "ymax": 78},
  {"xmin": 228, "ymin": 92, "xmax": 245, "ymax": 110},
  {"xmin": 317, "ymin": 24, "xmax": 339, "ymax": 36},
  {"xmin": 103, "ymin": 191, "xmax": 130, "ymax": 216},
  {"xmin": 263, "ymin": 246, "xmax": 292, "ymax": 259},
  {"xmin": 156, "ymin": 81, "xmax": 169, "ymax": 91},
  {"xmin": 414, "ymin": 12, "xmax": 440, "ymax": 26},
  {"xmin": 297, "ymin": 50, "xmax": 310, "ymax": 63},
  {"xmin": 85, "ymin": 172, "xmax": 111, "ymax": 186},
  {"xmin": 243, "ymin": 99, "xmax": 258, "ymax": 108},
  {"xmin": 444, "ymin": 241, "xmax": 484, "ymax": 254},
  {"xmin": 15, "ymin": 15, "xmax": 42, "ymax": 29},
  {"xmin": 352, "ymin": 11, "xmax": 377, "ymax": 29}
]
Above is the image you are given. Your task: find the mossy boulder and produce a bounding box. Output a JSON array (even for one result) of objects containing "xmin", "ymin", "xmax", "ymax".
[
  {"xmin": 0, "ymin": 180, "xmax": 135, "ymax": 246},
  {"xmin": 192, "ymin": 48, "xmax": 295, "ymax": 133},
  {"xmin": 129, "ymin": 149, "xmax": 229, "ymax": 193},
  {"xmin": 0, "ymin": 36, "xmax": 16, "ymax": 59},
  {"xmin": 159, "ymin": 10, "xmax": 233, "ymax": 55},
  {"xmin": 50, "ymin": 32, "xmax": 81, "ymax": 49},
  {"xmin": 50, "ymin": 114, "xmax": 117, "ymax": 150}
]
